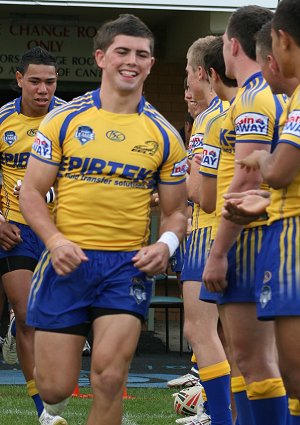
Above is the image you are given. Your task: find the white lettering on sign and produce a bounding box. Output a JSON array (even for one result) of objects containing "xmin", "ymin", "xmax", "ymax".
[{"xmin": 0, "ymin": 20, "xmax": 101, "ymax": 82}]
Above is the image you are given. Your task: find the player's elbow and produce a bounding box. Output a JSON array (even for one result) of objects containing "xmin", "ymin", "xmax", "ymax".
[
  {"xmin": 200, "ymin": 198, "xmax": 216, "ymax": 214},
  {"xmin": 266, "ymin": 173, "xmax": 293, "ymax": 190},
  {"xmin": 188, "ymin": 188, "xmax": 200, "ymax": 204}
]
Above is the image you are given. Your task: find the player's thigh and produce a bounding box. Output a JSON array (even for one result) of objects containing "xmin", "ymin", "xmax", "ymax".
[
  {"xmin": 275, "ymin": 317, "xmax": 300, "ymax": 373},
  {"xmin": 34, "ymin": 330, "xmax": 84, "ymax": 390},
  {"xmin": 183, "ymin": 281, "xmax": 218, "ymax": 326},
  {"xmin": 2, "ymin": 269, "xmax": 33, "ymax": 317},
  {"xmin": 222, "ymin": 302, "xmax": 276, "ymax": 358},
  {"xmin": 91, "ymin": 314, "xmax": 141, "ymax": 372}
]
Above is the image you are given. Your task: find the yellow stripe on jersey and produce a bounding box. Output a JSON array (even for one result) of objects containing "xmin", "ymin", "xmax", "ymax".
[
  {"xmin": 31, "ymin": 90, "xmax": 187, "ymax": 250},
  {"xmin": 267, "ymin": 85, "xmax": 300, "ymax": 223},
  {"xmin": 0, "ymin": 96, "xmax": 65, "ymax": 224}
]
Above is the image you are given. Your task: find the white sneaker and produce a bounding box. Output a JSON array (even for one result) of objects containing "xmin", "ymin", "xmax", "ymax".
[
  {"xmin": 176, "ymin": 415, "xmax": 199, "ymax": 424},
  {"xmin": 82, "ymin": 340, "xmax": 91, "ymax": 356},
  {"xmin": 168, "ymin": 372, "xmax": 200, "ymax": 388},
  {"xmin": 2, "ymin": 314, "xmax": 18, "ymax": 365},
  {"xmin": 176, "ymin": 413, "xmax": 211, "ymax": 425},
  {"xmin": 39, "ymin": 409, "xmax": 68, "ymax": 425}
]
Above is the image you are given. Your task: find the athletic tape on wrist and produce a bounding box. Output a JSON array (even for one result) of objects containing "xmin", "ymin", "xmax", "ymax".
[{"xmin": 157, "ymin": 231, "xmax": 180, "ymax": 257}]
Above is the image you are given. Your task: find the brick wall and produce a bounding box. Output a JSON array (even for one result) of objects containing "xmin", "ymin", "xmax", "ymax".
[{"xmin": 145, "ymin": 61, "xmax": 187, "ymax": 131}]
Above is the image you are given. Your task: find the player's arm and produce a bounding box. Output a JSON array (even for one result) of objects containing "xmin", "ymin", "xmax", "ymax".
[
  {"xmin": 199, "ymin": 174, "xmax": 217, "ymax": 214},
  {"xmin": 203, "ymin": 142, "xmax": 269, "ymax": 292},
  {"xmin": 237, "ymin": 143, "xmax": 300, "ymax": 189},
  {"xmin": 132, "ymin": 181, "xmax": 188, "ymax": 275},
  {"xmin": 19, "ymin": 156, "xmax": 88, "ymax": 275},
  {"xmin": 186, "ymin": 154, "xmax": 202, "ymax": 204}
]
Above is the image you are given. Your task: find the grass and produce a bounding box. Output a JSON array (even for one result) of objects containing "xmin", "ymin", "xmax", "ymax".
[{"xmin": 0, "ymin": 385, "xmax": 179, "ymax": 425}]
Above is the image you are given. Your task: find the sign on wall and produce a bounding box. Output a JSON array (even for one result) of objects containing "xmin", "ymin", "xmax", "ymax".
[{"xmin": 0, "ymin": 19, "xmax": 101, "ymax": 82}]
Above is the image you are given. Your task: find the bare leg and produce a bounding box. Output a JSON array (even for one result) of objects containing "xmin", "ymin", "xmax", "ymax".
[
  {"xmin": 87, "ymin": 314, "xmax": 141, "ymax": 425},
  {"xmin": 3, "ymin": 270, "xmax": 35, "ymax": 380}
]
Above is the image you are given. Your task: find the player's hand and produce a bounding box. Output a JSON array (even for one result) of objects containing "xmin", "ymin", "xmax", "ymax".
[
  {"xmin": 236, "ymin": 150, "xmax": 267, "ymax": 172},
  {"xmin": 186, "ymin": 218, "xmax": 192, "ymax": 236},
  {"xmin": 13, "ymin": 180, "xmax": 22, "ymax": 198},
  {"xmin": 0, "ymin": 222, "xmax": 22, "ymax": 250},
  {"xmin": 132, "ymin": 242, "xmax": 170, "ymax": 275},
  {"xmin": 222, "ymin": 190, "xmax": 270, "ymax": 225},
  {"xmin": 49, "ymin": 240, "xmax": 88, "ymax": 276},
  {"xmin": 192, "ymin": 153, "xmax": 202, "ymax": 167},
  {"xmin": 202, "ymin": 252, "xmax": 228, "ymax": 293},
  {"xmin": 150, "ymin": 192, "xmax": 159, "ymax": 207}
]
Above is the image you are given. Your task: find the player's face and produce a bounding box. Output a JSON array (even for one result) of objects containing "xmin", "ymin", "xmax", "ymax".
[
  {"xmin": 256, "ymin": 48, "xmax": 280, "ymax": 95},
  {"xmin": 95, "ymin": 35, "xmax": 154, "ymax": 94},
  {"xmin": 271, "ymin": 28, "xmax": 292, "ymax": 79},
  {"xmin": 16, "ymin": 64, "xmax": 57, "ymax": 117},
  {"xmin": 185, "ymin": 63, "xmax": 201, "ymax": 101},
  {"xmin": 222, "ymin": 31, "xmax": 235, "ymax": 79}
]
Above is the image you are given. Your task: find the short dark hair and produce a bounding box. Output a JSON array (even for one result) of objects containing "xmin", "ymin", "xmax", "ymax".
[
  {"xmin": 93, "ymin": 14, "xmax": 154, "ymax": 55},
  {"xmin": 203, "ymin": 36, "xmax": 237, "ymax": 87},
  {"xmin": 226, "ymin": 5, "xmax": 274, "ymax": 60},
  {"xmin": 256, "ymin": 21, "xmax": 272, "ymax": 60},
  {"xmin": 17, "ymin": 47, "xmax": 58, "ymax": 74},
  {"xmin": 273, "ymin": 0, "xmax": 300, "ymax": 47}
]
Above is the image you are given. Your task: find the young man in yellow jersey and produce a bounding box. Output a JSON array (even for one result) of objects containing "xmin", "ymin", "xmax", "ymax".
[
  {"xmin": 233, "ymin": 1, "xmax": 300, "ymax": 422},
  {"xmin": 202, "ymin": 5, "xmax": 288, "ymax": 425},
  {"xmin": 179, "ymin": 36, "xmax": 232, "ymax": 425},
  {"xmin": 0, "ymin": 47, "xmax": 66, "ymax": 425},
  {"xmin": 19, "ymin": 14, "xmax": 187, "ymax": 425}
]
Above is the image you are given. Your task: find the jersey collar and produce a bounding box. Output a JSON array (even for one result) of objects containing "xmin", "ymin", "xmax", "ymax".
[
  {"xmin": 92, "ymin": 88, "xmax": 146, "ymax": 115},
  {"xmin": 242, "ymin": 71, "xmax": 263, "ymax": 88}
]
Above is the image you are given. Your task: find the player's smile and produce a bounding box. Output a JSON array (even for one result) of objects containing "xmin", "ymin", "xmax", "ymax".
[{"xmin": 95, "ymin": 34, "xmax": 154, "ymax": 94}]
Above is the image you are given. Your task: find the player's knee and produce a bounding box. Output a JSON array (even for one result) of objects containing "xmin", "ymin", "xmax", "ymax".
[
  {"xmin": 36, "ymin": 371, "xmax": 73, "ymax": 402},
  {"xmin": 183, "ymin": 320, "xmax": 196, "ymax": 343},
  {"xmin": 90, "ymin": 368, "xmax": 125, "ymax": 398}
]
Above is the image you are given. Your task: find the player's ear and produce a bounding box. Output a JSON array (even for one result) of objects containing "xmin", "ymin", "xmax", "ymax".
[
  {"xmin": 268, "ymin": 54, "xmax": 279, "ymax": 75},
  {"xmin": 231, "ymin": 37, "xmax": 239, "ymax": 57},
  {"xmin": 16, "ymin": 71, "xmax": 23, "ymax": 88},
  {"xmin": 210, "ymin": 68, "xmax": 218, "ymax": 83},
  {"xmin": 148, "ymin": 56, "xmax": 155, "ymax": 74},
  {"xmin": 278, "ymin": 29, "xmax": 291, "ymax": 52},
  {"xmin": 94, "ymin": 49, "xmax": 106, "ymax": 70}
]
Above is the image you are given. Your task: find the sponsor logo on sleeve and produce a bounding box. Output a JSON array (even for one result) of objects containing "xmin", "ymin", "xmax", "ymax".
[
  {"xmin": 75, "ymin": 126, "xmax": 95, "ymax": 145},
  {"xmin": 3, "ymin": 130, "xmax": 17, "ymax": 145},
  {"xmin": 187, "ymin": 133, "xmax": 204, "ymax": 157},
  {"xmin": 235, "ymin": 113, "xmax": 269, "ymax": 136},
  {"xmin": 32, "ymin": 131, "xmax": 52, "ymax": 159},
  {"xmin": 201, "ymin": 145, "xmax": 221, "ymax": 169},
  {"xmin": 171, "ymin": 157, "xmax": 187, "ymax": 177},
  {"xmin": 282, "ymin": 110, "xmax": 300, "ymax": 137}
]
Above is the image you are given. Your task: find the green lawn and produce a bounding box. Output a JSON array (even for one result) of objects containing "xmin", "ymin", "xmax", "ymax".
[{"xmin": 0, "ymin": 386, "xmax": 179, "ymax": 425}]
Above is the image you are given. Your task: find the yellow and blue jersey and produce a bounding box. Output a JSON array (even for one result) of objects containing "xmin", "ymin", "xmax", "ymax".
[
  {"xmin": 188, "ymin": 97, "xmax": 229, "ymax": 230},
  {"xmin": 218, "ymin": 72, "xmax": 284, "ymax": 229},
  {"xmin": 0, "ymin": 96, "xmax": 65, "ymax": 224},
  {"xmin": 267, "ymin": 85, "xmax": 300, "ymax": 224},
  {"xmin": 200, "ymin": 109, "xmax": 229, "ymax": 240},
  {"xmin": 31, "ymin": 89, "xmax": 187, "ymax": 251}
]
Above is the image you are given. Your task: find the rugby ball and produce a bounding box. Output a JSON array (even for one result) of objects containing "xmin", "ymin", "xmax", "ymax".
[{"xmin": 173, "ymin": 385, "xmax": 204, "ymax": 416}]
